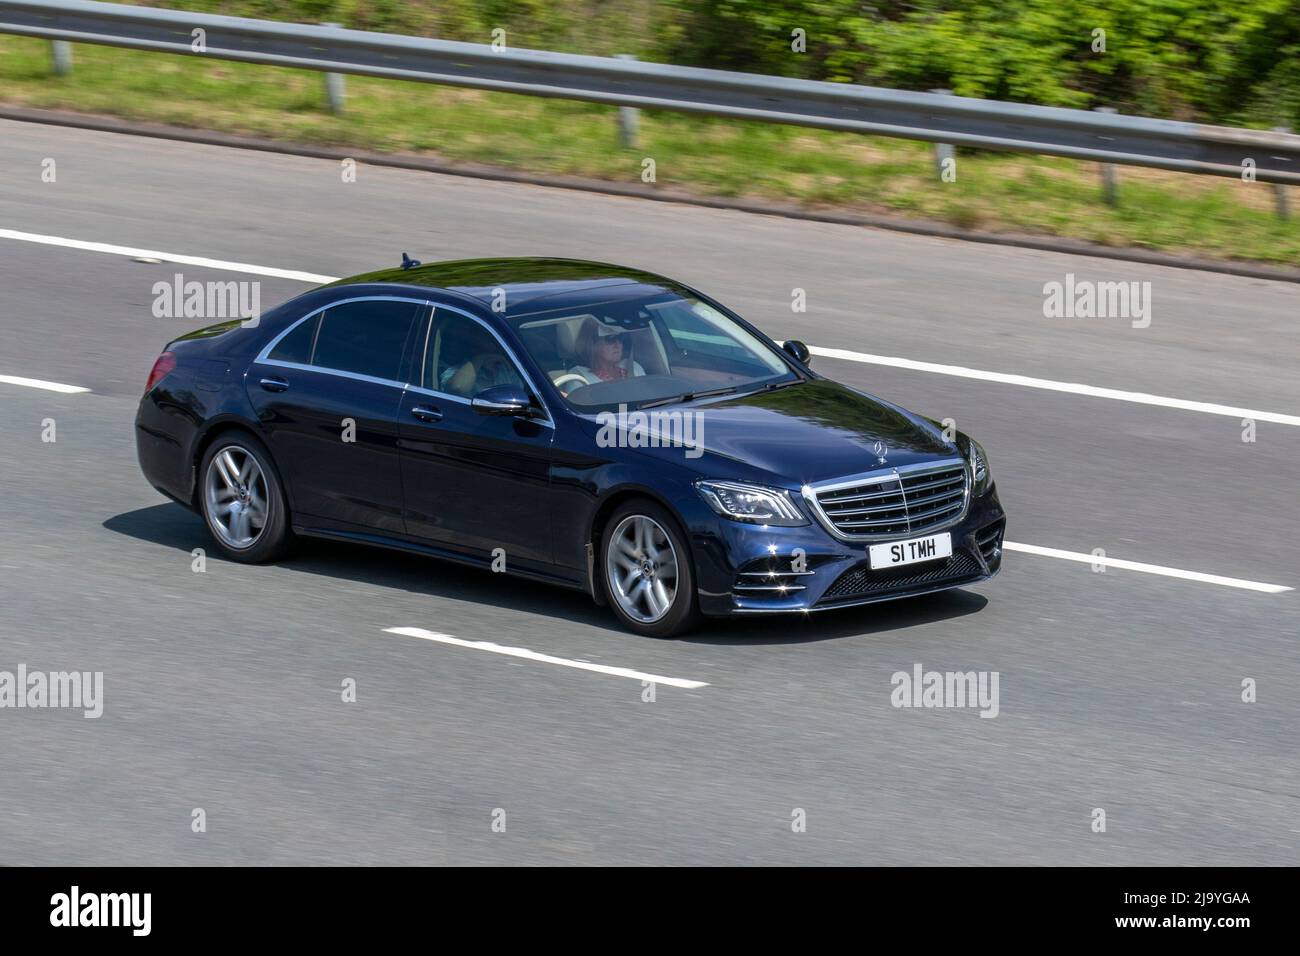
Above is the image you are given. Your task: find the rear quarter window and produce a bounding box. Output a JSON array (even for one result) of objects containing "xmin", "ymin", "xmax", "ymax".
[{"xmin": 267, "ymin": 314, "xmax": 318, "ymax": 364}]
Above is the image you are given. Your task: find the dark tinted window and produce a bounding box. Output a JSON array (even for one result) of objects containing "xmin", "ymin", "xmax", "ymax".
[
  {"xmin": 311, "ymin": 300, "xmax": 420, "ymax": 381},
  {"xmin": 267, "ymin": 313, "xmax": 318, "ymax": 364}
]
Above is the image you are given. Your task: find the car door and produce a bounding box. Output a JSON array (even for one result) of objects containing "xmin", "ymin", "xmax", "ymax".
[
  {"xmin": 397, "ymin": 304, "xmax": 556, "ymax": 567},
  {"xmin": 248, "ymin": 296, "xmax": 425, "ymax": 534}
]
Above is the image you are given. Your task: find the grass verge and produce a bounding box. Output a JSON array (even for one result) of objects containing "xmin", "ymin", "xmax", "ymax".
[{"xmin": 1, "ymin": 36, "xmax": 1297, "ymax": 265}]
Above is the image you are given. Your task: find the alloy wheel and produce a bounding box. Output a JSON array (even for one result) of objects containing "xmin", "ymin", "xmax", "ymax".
[
  {"xmin": 605, "ymin": 514, "xmax": 679, "ymax": 623},
  {"xmin": 204, "ymin": 445, "xmax": 269, "ymax": 549}
]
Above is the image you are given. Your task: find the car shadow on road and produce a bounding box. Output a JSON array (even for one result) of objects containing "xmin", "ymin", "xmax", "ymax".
[{"xmin": 105, "ymin": 503, "xmax": 989, "ymax": 646}]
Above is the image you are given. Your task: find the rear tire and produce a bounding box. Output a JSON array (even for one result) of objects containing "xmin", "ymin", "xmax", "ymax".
[
  {"xmin": 600, "ymin": 499, "xmax": 700, "ymax": 638},
  {"xmin": 199, "ymin": 431, "xmax": 292, "ymax": 563}
]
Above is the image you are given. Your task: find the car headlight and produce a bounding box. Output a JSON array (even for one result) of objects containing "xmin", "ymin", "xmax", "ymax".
[
  {"xmin": 967, "ymin": 439, "xmax": 992, "ymax": 494},
  {"xmin": 695, "ymin": 480, "xmax": 807, "ymax": 526}
]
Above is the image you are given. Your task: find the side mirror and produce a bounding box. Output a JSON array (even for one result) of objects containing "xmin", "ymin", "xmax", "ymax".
[
  {"xmin": 471, "ymin": 384, "xmax": 534, "ymax": 417},
  {"xmin": 783, "ymin": 339, "xmax": 811, "ymax": 366}
]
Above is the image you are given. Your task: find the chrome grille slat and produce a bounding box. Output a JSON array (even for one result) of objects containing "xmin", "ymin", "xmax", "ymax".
[
  {"xmin": 899, "ymin": 499, "xmax": 963, "ymax": 523},
  {"xmin": 806, "ymin": 459, "xmax": 969, "ymax": 541},
  {"xmin": 896, "ymin": 474, "xmax": 964, "ymax": 494},
  {"xmin": 837, "ymin": 514, "xmax": 916, "ymax": 529},
  {"xmin": 819, "ymin": 484, "xmax": 904, "ymax": 505},
  {"xmin": 888, "ymin": 486, "xmax": 963, "ymax": 511},
  {"xmin": 838, "ymin": 508, "xmax": 956, "ymax": 530},
  {"xmin": 825, "ymin": 503, "xmax": 908, "ymax": 517}
]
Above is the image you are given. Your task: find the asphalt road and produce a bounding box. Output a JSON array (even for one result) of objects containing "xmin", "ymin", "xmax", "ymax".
[{"xmin": 1, "ymin": 118, "xmax": 1298, "ymax": 865}]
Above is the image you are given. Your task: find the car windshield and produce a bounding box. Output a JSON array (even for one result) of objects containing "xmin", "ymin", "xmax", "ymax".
[{"xmin": 514, "ymin": 292, "xmax": 798, "ymax": 411}]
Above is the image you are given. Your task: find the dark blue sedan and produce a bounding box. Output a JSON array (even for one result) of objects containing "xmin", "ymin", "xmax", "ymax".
[{"xmin": 136, "ymin": 258, "xmax": 1005, "ymax": 636}]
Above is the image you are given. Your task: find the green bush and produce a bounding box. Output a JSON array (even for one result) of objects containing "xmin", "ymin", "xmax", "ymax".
[{"xmin": 653, "ymin": 0, "xmax": 1300, "ymax": 128}]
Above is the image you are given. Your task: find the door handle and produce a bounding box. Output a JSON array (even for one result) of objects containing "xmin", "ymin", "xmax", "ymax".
[
  {"xmin": 259, "ymin": 376, "xmax": 290, "ymax": 392},
  {"xmin": 411, "ymin": 405, "xmax": 443, "ymax": 422}
]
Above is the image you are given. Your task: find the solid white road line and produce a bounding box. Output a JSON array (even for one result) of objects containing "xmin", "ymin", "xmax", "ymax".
[
  {"xmin": 809, "ymin": 346, "xmax": 1300, "ymax": 428},
  {"xmin": 384, "ymin": 627, "xmax": 710, "ymax": 688},
  {"xmin": 6, "ymin": 226, "xmax": 1298, "ymax": 428},
  {"xmin": 0, "ymin": 228, "xmax": 337, "ymax": 284},
  {"xmin": 1003, "ymin": 542, "xmax": 1292, "ymax": 593},
  {"xmin": 0, "ymin": 374, "xmax": 91, "ymax": 394}
]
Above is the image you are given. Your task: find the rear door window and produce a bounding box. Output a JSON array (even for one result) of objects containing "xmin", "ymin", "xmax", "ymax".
[{"xmin": 290, "ymin": 299, "xmax": 421, "ymax": 382}]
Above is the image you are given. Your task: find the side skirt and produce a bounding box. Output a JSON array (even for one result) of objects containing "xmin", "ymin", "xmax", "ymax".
[{"xmin": 293, "ymin": 525, "xmax": 589, "ymax": 592}]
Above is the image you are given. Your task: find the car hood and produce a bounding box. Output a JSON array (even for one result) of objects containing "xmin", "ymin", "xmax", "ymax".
[{"xmin": 581, "ymin": 378, "xmax": 961, "ymax": 486}]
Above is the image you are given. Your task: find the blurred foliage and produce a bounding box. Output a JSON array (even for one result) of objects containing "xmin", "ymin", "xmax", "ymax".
[
  {"xmin": 128, "ymin": 0, "xmax": 1300, "ymax": 128},
  {"xmin": 654, "ymin": 0, "xmax": 1300, "ymax": 128},
  {"xmin": 131, "ymin": 0, "xmax": 660, "ymax": 60}
]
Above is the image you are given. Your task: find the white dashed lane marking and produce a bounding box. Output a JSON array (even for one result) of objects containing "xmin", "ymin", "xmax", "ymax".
[
  {"xmin": 385, "ymin": 627, "xmax": 710, "ymax": 688},
  {"xmin": 1003, "ymin": 542, "xmax": 1291, "ymax": 593},
  {"xmin": 0, "ymin": 374, "xmax": 90, "ymax": 394}
]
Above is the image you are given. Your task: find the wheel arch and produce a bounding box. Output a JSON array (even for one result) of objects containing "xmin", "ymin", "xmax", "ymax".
[{"xmin": 587, "ymin": 484, "xmax": 695, "ymax": 603}]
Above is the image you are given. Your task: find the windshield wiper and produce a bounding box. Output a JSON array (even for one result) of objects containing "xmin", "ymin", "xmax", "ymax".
[
  {"xmin": 758, "ymin": 378, "xmax": 801, "ymax": 392},
  {"xmin": 639, "ymin": 385, "xmax": 740, "ymax": 409}
]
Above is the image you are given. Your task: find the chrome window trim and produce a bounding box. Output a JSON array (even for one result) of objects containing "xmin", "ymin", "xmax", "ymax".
[
  {"xmin": 253, "ymin": 294, "xmax": 432, "ymax": 390},
  {"xmin": 406, "ymin": 383, "xmax": 471, "ymax": 406},
  {"xmin": 255, "ymin": 358, "xmax": 411, "ymax": 391},
  {"xmin": 418, "ymin": 300, "xmax": 555, "ymax": 429},
  {"xmin": 801, "ymin": 458, "xmax": 971, "ymax": 543},
  {"xmin": 251, "ymin": 294, "xmax": 555, "ymax": 429}
]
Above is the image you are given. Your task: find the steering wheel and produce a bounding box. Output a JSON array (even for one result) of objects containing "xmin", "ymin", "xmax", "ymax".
[{"xmin": 551, "ymin": 372, "xmax": 591, "ymax": 392}]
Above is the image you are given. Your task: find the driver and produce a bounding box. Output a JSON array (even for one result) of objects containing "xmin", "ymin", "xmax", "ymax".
[{"xmin": 566, "ymin": 317, "xmax": 646, "ymax": 386}]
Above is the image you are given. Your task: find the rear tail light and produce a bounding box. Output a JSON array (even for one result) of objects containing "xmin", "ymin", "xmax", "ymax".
[{"xmin": 144, "ymin": 351, "xmax": 176, "ymax": 394}]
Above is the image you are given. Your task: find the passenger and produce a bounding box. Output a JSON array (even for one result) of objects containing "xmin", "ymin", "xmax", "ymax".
[{"xmin": 441, "ymin": 351, "xmax": 520, "ymax": 396}]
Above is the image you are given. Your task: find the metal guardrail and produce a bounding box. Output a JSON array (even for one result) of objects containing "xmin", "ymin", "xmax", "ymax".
[{"xmin": 2, "ymin": 0, "xmax": 1299, "ymax": 187}]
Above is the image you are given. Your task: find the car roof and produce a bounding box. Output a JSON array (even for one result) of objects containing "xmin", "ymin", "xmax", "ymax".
[{"xmin": 328, "ymin": 257, "xmax": 688, "ymax": 319}]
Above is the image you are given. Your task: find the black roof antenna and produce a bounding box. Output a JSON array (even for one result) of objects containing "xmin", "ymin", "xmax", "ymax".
[{"xmin": 400, "ymin": 252, "xmax": 421, "ymax": 270}]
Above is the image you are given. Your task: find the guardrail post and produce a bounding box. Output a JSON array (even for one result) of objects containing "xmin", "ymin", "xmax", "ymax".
[
  {"xmin": 1274, "ymin": 126, "xmax": 1291, "ymax": 220},
  {"xmin": 323, "ymin": 23, "xmax": 345, "ymax": 114},
  {"xmin": 930, "ymin": 89, "xmax": 954, "ymax": 179},
  {"xmin": 616, "ymin": 54, "xmax": 639, "ymax": 148},
  {"xmin": 1096, "ymin": 107, "xmax": 1119, "ymax": 206},
  {"xmin": 50, "ymin": 40, "xmax": 73, "ymax": 76}
]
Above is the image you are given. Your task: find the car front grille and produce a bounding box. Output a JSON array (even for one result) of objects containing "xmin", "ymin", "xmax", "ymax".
[
  {"xmin": 809, "ymin": 460, "xmax": 969, "ymax": 540},
  {"xmin": 817, "ymin": 548, "xmax": 984, "ymax": 605}
]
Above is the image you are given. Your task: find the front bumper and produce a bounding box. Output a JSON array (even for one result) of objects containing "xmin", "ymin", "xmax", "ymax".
[{"xmin": 692, "ymin": 484, "xmax": 1005, "ymax": 616}]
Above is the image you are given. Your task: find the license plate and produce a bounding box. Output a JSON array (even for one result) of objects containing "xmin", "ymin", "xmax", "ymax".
[{"xmin": 869, "ymin": 532, "xmax": 952, "ymax": 569}]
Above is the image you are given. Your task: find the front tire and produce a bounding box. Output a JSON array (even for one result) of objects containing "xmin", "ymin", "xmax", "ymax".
[
  {"xmin": 601, "ymin": 499, "xmax": 699, "ymax": 638},
  {"xmin": 199, "ymin": 432, "xmax": 292, "ymax": 563}
]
